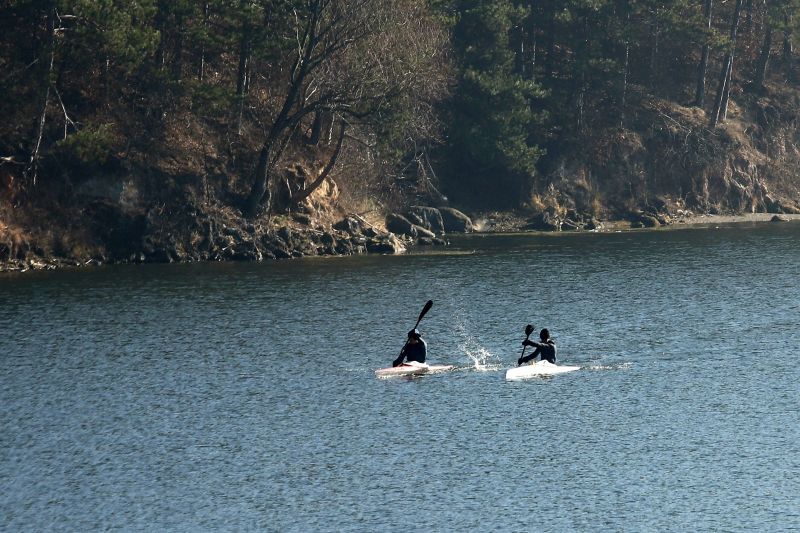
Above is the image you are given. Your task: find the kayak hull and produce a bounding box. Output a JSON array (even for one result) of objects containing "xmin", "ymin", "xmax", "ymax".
[
  {"xmin": 375, "ymin": 361, "xmax": 454, "ymax": 377},
  {"xmin": 505, "ymin": 360, "xmax": 579, "ymax": 380}
]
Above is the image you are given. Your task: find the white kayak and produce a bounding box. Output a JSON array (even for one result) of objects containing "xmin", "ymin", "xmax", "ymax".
[
  {"xmin": 375, "ymin": 361, "xmax": 454, "ymax": 378},
  {"xmin": 505, "ymin": 360, "xmax": 580, "ymax": 380}
]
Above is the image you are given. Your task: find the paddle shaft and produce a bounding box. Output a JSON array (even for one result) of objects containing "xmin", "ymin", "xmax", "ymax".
[{"xmin": 519, "ymin": 325, "xmax": 534, "ymax": 365}]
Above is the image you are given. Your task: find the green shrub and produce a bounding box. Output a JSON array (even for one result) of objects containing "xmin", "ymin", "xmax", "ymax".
[{"xmin": 55, "ymin": 124, "xmax": 114, "ymax": 166}]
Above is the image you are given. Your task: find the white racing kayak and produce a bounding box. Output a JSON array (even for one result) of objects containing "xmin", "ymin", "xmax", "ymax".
[
  {"xmin": 505, "ymin": 360, "xmax": 580, "ymax": 380},
  {"xmin": 375, "ymin": 361, "xmax": 454, "ymax": 378}
]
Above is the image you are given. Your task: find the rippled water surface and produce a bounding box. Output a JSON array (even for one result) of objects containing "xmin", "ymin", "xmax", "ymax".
[{"xmin": 2, "ymin": 222, "xmax": 800, "ymax": 531}]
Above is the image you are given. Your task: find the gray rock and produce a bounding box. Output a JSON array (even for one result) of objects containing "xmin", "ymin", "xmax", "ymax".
[
  {"xmin": 277, "ymin": 226, "xmax": 293, "ymax": 245},
  {"xmin": 366, "ymin": 233, "xmax": 407, "ymax": 254},
  {"xmin": 585, "ymin": 218, "xmax": 602, "ymax": 230},
  {"xmin": 386, "ymin": 213, "xmax": 416, "ymax": 237},
  {"xmin": 408, "ymin": 206, "xmax": 446, "ymax": 234},
  {"xmin": 321, "ymin": 232, "xmax": 336, "ymax": 246},
  {"xmin": 333, "ymin": 216, "xmax": 364, "ymax": 235},
  {"xmin": 438, "ymin": 207, "xmax": 473, "ymax": 233},
  {"xmin": 525, "ymin": 212, "xmax": 561, "ymax": 231},
  {"xmin": 414, "ymin": 225, "xmax": 436, "ymax": 239},
  {"xmin": 561, "ymin": 218, "xmax": 581, "ymax": 231}
]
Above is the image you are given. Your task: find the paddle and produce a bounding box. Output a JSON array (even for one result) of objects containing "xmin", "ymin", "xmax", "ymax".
[
  {"xmin": 393, "ymin": 300, "xmax": 433, "ymax": 367},
  {"xmin": 518, "ymin": 324, "xmax": 534, "ymax": 366}
]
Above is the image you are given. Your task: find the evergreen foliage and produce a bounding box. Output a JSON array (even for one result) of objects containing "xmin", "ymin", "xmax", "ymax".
[{"xmin": 447, "ymin": 0, "xmax": 547, "ymax": 206}]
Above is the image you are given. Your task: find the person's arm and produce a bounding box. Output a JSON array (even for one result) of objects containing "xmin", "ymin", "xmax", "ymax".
[
  {"xmin": 392, "ymin": 343, "xmax": 408, "ymax": 367},
  {"xmin": 518, "ymin": 344, "xmax": 542, "ymax": 365}
]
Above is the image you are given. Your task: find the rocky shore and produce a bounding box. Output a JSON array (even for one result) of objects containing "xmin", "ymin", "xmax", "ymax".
[
  {"xmin": 3, "ymin": 195, "xmax": 799, "ymax": 274},
  {"xmin": 0, "ymin": 202, "xmax": 476, "ymax": 273}
]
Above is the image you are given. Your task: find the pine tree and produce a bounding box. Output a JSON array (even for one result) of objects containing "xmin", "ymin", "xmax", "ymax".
[{"xmin": 447, "ymin": 0, "xmax": 547, "ymax": 207}]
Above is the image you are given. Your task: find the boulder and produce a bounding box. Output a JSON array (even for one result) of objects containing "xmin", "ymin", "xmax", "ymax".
[
  {"xmin": 415, "ymin": 225, "xmax": 436, "ymax": 239},
  {"xmin": 438, "ymin": 207, "xmax": 473, "ymax": 233},
  {"xmin": 585, "ymin": 218, "xmax": 602, "ymax": 230},
  {"xmin": 333, "ymin": 215, "xmax": 365, "ymax": 235},
  {"xmin": 629, "ymin": 210, "xmax": 660, "ymax": 228},
  {"xmin": 771, "ymin": 214, "xmax": 788, "ymax": 222},
  {"xmin": 407, "ymin": 206, "xmax": 446, "ymax": 234},
  {"xmin": 366, "ymin": 233, "xmax": 407, "ymax": 254},
  {"xmin": 525, "ymin": 212, "xmax": 561, "ymax": 231},
  {"xmin": 277, "ymin": 226, "xmax": 293, "ymax": 245},
  {"xmin": 386, "ymin": 213, "xmax": 416, "ymax": 237},
  {"xmin": 561, "ymin": 218, "xmax": 581, "ymax": 231}
]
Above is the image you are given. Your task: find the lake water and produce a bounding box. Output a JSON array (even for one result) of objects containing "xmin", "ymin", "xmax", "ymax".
[{"xmin": 2, "ymin": 222, "xmax": 799, "ymax": 531}]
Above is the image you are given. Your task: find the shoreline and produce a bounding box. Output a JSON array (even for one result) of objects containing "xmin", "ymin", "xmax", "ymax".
[
  {"xmin": 2, "ymin": 212, "xmax": 798, "ymax": 274},
  {"xmin": 473, "ymin": 212, "xmax": 800, "ymax": 234}
]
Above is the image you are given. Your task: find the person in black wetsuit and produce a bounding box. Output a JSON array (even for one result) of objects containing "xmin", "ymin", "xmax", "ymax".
[
  {"xmin": 518, "ymin": 328, "xmax": 556, "ymax": 365},
  {"xmin": 392, "ymin": 329, "xmax": 427, "ymax": 367}
]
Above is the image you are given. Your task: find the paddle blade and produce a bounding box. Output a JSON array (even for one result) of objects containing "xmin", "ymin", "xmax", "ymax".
[
  {"xmin": 520, "ymin": 323, "xmax": 534, "ymax": 359},
  {"xmin": 415, "ymin": 300, "xmax": 433, "ymax": 326}
]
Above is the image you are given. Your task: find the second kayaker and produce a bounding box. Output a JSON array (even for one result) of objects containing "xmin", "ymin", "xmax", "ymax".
[
  {"xmin": 518, "ymin": 328, "xmax": 556, "ymax": 365},
  {"xmin": 392, "ymin": 329, "xmax": 427, "ymax": 367}
]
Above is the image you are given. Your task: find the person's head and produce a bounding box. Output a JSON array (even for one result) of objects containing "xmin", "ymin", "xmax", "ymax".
[
  {"xmin": 408, "ymin": 328, "xmax": 422, "ymax": 342},
  {"xmin": 539, "ymin": 328, "xmax": 550, "ymax": 341}
]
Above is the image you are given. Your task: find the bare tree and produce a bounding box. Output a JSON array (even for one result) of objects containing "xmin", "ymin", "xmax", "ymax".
[{"xmin": 242, "ymin": 0, "xmax": 449, "ymax": 217}]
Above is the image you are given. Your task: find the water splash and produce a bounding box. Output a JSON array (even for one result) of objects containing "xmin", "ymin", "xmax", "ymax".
[
  {"xmin": 456, "ymin": 328, "xmax": 501, "ymax": 370},
  {"xmin": 450, "ymin": 311, "xmax": 502, "ymax": 371},
  {"xmin": 462, "ymin": 346, "xmax": 501, "ymax": 371}
]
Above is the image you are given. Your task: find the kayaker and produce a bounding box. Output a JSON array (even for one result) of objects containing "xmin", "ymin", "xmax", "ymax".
[
  {"xmin": 392, "ymin": 329, "xmax": 427, "ymax": 367},
  {"xmin": 518, "ymin": 328, "xmax": 556, "ymax": 365}
]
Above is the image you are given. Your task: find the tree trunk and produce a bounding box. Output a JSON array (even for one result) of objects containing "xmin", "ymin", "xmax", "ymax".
[
  {"xmin": 719, "ymin": 57, "xmax": 734, "ymax": 122},
  {"xmin": 245, "ymin": 144, "xmax": 273, "ymax": 217},
  {"xmin": 172, "ymin": 13, "xmax": 184, "ymax": 82},
  {"xmin": 648, "ymin": 10, "xmax": 659, "ymax": 90},
  {"xmin": 198, "ymin": 3, "xmax": 210, "ymax": 81},
  {"xmin": 745, "ymin": 0, "xmax": 753, "ymax": 35},
  {"xmin": 155, "ymin": 2, "xmax": 167, "ymax": 68},
  {"xmin": 291, "ymin": 120, "xmax": 347, "ymax": 206},
  {"xmin": 308, "ymin": 108, "xmax": 333, "ymax": 145},
  {"xmin": 28, "ymin": 3, "xmax": 56, "ymax": 186},
  {"xmin": 544, "ymin": 3, "xmax": 556, "ymax": 79},
  {"xmin": 710, "ymin": 0, "xmax": 743, "ymax": 127},
  {"xmin": 755, "ymin": 24, "xmax": 773, "ymax": 89},
  {"xmin": 236, "ymin": 23, "xmax": 252, "ymax": 134},
  {"xmin": 244, "ymin": 1, "xmax": 323, "ymax": 217},
  {"xmin": 620, "ymin": 13, "xmax": 630, "ymax": 129},
  {"xmin": 694, "ymin": 0, "xmax": 713, "ymax": 107}
]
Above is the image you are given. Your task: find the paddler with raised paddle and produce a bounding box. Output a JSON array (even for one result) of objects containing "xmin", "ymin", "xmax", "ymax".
[{"xmin": 392, "ymin": 300, "xmax": 432, "ymax": 367}]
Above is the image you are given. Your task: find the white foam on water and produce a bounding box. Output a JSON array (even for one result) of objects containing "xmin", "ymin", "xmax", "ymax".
[
  {"xmin": 464, "ymin": 346, "xmax": 502, "ymax": 371},
  {"xmin": 451, "ymin": 313, "xmax": 502, "ymax": 371},
  {"xmin": 586, "ymin": 362, "xmax": 632, "ymax": 371}
]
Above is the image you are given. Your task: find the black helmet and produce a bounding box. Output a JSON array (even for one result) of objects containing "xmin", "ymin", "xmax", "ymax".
[{"xmin": 408, "ymin": 328, "xmax": 422, "ymax": 339}]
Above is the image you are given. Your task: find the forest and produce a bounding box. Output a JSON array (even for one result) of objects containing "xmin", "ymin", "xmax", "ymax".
[{"xmin": 2, "ymin": 0, "xmax": 800, "ymax": 267}]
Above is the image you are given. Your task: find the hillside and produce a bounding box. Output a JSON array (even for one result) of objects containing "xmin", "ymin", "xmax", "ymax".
[{"xmin": 2, "ymin": 1, "xmax": 800, "ymax": 271}]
